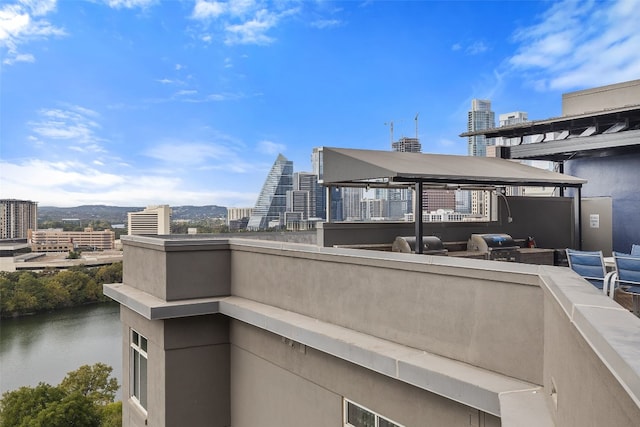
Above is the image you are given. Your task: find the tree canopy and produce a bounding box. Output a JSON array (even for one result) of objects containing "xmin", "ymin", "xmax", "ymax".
[
  {"xmin": 0, "ymin": 262, "xmax": 122, "ymax": 317},
  {"xmin": 0, "ymin": 363, "xmax": 120, "ymax": 427}
]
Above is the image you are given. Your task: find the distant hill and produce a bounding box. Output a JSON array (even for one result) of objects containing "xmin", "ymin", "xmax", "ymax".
[{"xmin": 38, "ymin": 205, "xmax": 228, "ymax": 223}]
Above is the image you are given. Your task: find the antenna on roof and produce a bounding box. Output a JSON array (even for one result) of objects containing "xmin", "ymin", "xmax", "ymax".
[{"xmin": 415, "ymin": 112, "xmax": 419, "ymax": 140}]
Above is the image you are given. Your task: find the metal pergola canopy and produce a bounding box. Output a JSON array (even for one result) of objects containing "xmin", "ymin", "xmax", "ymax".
[
  {"xmin": 318, "ymin": 147, "xmax": 586, "ymax": 254},
  {"xmin": 319, "ymin": 147, "xmax": 586, "ymax": 188}
]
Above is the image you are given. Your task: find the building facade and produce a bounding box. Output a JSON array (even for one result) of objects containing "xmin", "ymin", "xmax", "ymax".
[
  {"xmin": 128, "ymin": 205, "xmax": 171, "ymax": 236},
  {"xmin": 29, "ymin": 227, "xmax": 115, "ymax": 251},
  {"xmin": 247, "ymin": 154, "xmax": 293, "ymax": 230},
  {"xmin": 226, "ymin": 207, "xmax": 253, "ymax": 224},
  {"xmin": 0, "ymin": 199, "xmax": 38, "ymax": 240},
  {"xmin": 392, "ymin": 136, "xmax": 421, "ymax": 153},
  {"xmin": 467, "ymin": 99, "xmax": 495, "ymax": 157}
]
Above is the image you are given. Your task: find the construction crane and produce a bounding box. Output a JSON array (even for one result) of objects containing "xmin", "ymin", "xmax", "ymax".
[{"xmin": 384, "ymin": 120, "xmax": 394, "ymax": 147}]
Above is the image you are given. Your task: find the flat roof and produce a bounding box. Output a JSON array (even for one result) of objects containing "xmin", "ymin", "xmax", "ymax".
[{"xmin": 319, "ymin": 147, "xmax": 586, "ymax": 188}]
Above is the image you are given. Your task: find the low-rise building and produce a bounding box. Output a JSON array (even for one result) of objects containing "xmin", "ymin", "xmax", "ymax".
[{"xmin": 29, "ymin": 227, "xmax": 115, "ymax": 251}]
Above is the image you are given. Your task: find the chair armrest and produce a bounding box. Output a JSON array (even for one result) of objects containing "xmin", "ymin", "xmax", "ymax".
[{"xmin": 604, "ymin": 271, "xmax": 618, "ymax": 298}]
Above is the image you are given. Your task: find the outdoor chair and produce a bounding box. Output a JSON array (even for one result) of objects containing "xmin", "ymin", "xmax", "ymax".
[
  {"xmin": 603, "ymin": 252, "xmax": 640, "ymax": 315},
  {"xmin": 631, "ymin": 244, "xmax": 640, "ymax": 256},
  {"xmin": 566, "ymin": 249, "xmax": 608, "ymax": 291}
]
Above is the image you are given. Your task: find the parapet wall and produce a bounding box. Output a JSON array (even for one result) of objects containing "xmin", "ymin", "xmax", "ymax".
[{"xmin": 112, "ymin": 236, "xmax": 640, "ymax": 426}]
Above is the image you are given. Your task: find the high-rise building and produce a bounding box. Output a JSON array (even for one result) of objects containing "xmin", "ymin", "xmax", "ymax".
[
  {"xmin": 390, "ymin": 136, "xmax": 421, "ymax": 219},
  {"xmin": 342, "ymin": 187, "xmax": 364, "ymax": 221},
  {"xmin": 422, "ymin": 190, "xmax": 456, "ymax": 212},
  {"xmin": 227, "ymin": 208, "xmax": 253, "ymax": 224},
  {"xmin": 1, "ymin": 199, "xmax": 37, "ymax": 240},
  {"xmin": 392, "ymin": 136, "xmax": 421, "ymax": 153},
  {"xmin": 293, "ymin": 172, "xmax": 322, "ymax": 219},
  {"xmin": 247, "ymin": 154, "xmax": 293, "ymax": 230},
  {"xmin": 128, "ymin": 205, "xmax": 172, "ymax": 235},
  {"xmin": 467, "ymin": 99, "xmax": 495, "ymax": 157},
  {"xmin": 467, "ymin": 100, "xmax": 496, "ymax": 217},
  {"xmin": 286, "ymin": 190, "xmax": 310, "ymax": 220},
  {"xmin": 227, "ymin": 207, "xmax": 253, "ymax": 231}
]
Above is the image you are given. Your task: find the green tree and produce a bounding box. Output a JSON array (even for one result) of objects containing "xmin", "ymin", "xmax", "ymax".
[
  {"xmin": 42, "ymin": 279, "xmax": 71, "ymax": 309},
  {"xmin": 56, "ymin": 270, "xmax": 100, "ymax": 304},
  {"xmin": 29, "ymin": 392, "xmax": 101, "ymax": 427},
  {"xmin": 0, "ymin": 383, "xmax": 65, "ymax": 427},
  {"xmin": 59, "ymin": 363, "xmax": 119, "ymax": 406},
  {"xmin": 0, "ymin": 364, "xmax": 120, "ymax": 427},
  {"xmin": 95, "ymin": 262, "xmax": 123, "ymax": 286},
  {"xmin": 99, "ymin": 401, "xmax": 122, "ymax": 427}
]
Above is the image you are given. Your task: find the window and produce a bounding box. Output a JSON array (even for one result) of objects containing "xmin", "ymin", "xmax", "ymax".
[
  {"xmin": 344, "ymin": 400, "xmax": 403, "ymax": 427},
  {"xmin": 130, "ymin": 329, "xmax": 148, "ymax": 411}
]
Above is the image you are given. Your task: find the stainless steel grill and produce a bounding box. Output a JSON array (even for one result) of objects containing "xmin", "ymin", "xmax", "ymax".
[
  {"xmin": 392, "ymin": 236, "xmax": 448, "ymax": 255},
  {"xmin": 467, "ymin": 233, "xmax": 520, "ymax": 261}
]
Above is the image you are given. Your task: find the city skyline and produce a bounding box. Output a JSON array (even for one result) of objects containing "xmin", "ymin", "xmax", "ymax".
[{"xmin": 2, "ymin": 0, "xmax": 640, "ymax": 207}]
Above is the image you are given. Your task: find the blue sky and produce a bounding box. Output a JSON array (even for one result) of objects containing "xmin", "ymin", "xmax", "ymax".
[{"xmin": 1, "ymin": 0, "xmax": 639, "ymax": 208}]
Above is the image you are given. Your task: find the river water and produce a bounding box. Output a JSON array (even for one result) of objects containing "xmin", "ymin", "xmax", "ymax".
[{"xmin": 0, "ymin": 303, "xmax": 122, "ymax": 396}]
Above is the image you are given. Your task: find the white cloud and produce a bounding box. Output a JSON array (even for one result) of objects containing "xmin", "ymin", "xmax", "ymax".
[
  {"xmin": 20, "ymin": 0, "xmax": 56, "ymax": 16},
  {"xmin": 145, "ymin": 142, "xmax": 226, "ymax": 165},
  {"xmin": 190, "ymin": 1, "xmax": 300, "ymax": 46},
  {"xmin": 26, "ymin": 105, "xmax": 107, "ymax": 154},
  {"xmin": 3, "ymin": 52, "xmax": 34, "ymax": 64},
  {"xmin": 310, "ymin": 19, "xmax": 342, "ymax": 29},
  {"xmin": 0, "ymin": 0, "xmax": 66, "ymax": 64},
  {"xmin": 192, "ymin": 0, "xmax": 226, "ymax": 20},
  {"xmin": 0, "ymin": 158, "xmax": 257, "ymax": 207},
  {"xmin": 143, "ymin": 139, "xmax": 253, "ymax": 173},
  {"xmin": 257, "ymin": 140, "xmax": 285, "ymax": 155},
  {"xmin": 466, "ymin": 41, "xmax": 488, "ymax": 55},
  {"xmin": 175, "ymin": 89, "xmax": 198, "ymax": 96},
  {"xmin": 105, "ymin": 0, "xmax": 156, "ymax": 9},
  {"xmin": 508, "ymin": 0, "xmax": 640, "ymax": 91},
  {"xmin": 224, "ymin": 8, "xmax": 278, "ymax": 45}
]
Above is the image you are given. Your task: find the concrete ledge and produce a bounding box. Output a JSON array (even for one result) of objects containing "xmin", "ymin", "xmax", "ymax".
[
  {"xmin": 499, "ymin": 389, "xmax": 554, "ymax": 427},
  {"xmin": 539, "ymin": 266, "xmax": 640, "ymax": 409},
  {"xmin": 103, "ymin": 283, "xmax": 223, "ymax": 319},
  {"xmin": 103, "ymin": 283, "xmax": 545, "ymax": 419},
  {"xmin": 219, "ymin": 296, "xmax": 541, "ymax": 418}
]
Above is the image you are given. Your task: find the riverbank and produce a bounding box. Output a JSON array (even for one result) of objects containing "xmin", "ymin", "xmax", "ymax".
[{"xmin": 0, "ymin": 262, "xmax": 122, "ymax": 318}]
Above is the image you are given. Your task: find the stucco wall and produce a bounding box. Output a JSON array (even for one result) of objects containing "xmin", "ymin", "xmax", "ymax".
[
  {"xmin": 229, "ymin": 242, "xmax": 544, "ymax": 385},
  {"xmin": 230, "ymin": 320, "xmax": 500, "ymax": 427},
  {"xmin": 566, "ymin": 153, "xmax": 640, "ymax": 253},
  {"xmin": 120, "ymin": 307, "xmax": 231, "ymax": 427},
  {"xmin": 122, "ymin": 237, "xmax": 231, "ymax": 301},
  {"xmin": 562, "ymin": 79, "xmax": 640, "ymax": 115}
]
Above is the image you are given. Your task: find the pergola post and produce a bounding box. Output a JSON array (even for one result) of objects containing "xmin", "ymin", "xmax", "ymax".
[
  {"xmin": 415, "ymin": 181, "xmax": 423, "ymax": 254},
  {"xmin": 325, "ymin": 186, "xmax": 332, "ymax": 223}
]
